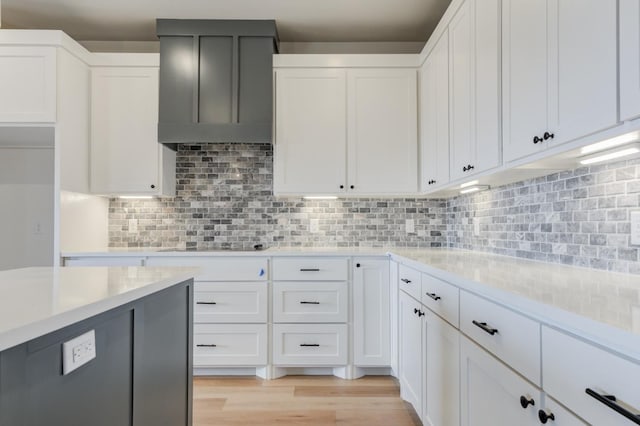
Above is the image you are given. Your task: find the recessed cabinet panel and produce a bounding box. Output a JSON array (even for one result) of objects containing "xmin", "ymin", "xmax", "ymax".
[
  {"xmin": 620, "ymin": 0, "xmax": 640, "ymax": 121},
  {"xmin": 273, "ymin": 282, "xmax": 348, "ymax": 323},
  {"xmin": 347, "ymin": 69, "xmax": 418, "ymax": 194},
  {"xmin": 274, "ymin": 68, "xmax": 347, "ymax": 194},
  {"xmin": 239, "ymin": 37, "xmax": 275, "ymax": 124},
  {"xmin": 199, "ymin": 36, "xmax": 233, "ymax": 124},
  {"xmin": 0, "ymin": 46, "xmax": 56, "ymax": 123},
  {"xmin": 158, "ymin": 36, "xmax": 194, "ymax": 125},
  {"xmin": 273, "ymin": 323, "xmax": 348, "ymax": 366},
  {"xmin": 194, "ymin": 323, "xmax": 267, "ymax": 366},
  {"xmin": 194, "ymin": 282, "xmax": 268, "ymax": 323},
  {"xmin": 399, "ymin": 291, "xmax": 423, "ymax": 417},
  {"xmin": 420, "ymin": 31, "xmax": 450, "ymax": 191}
]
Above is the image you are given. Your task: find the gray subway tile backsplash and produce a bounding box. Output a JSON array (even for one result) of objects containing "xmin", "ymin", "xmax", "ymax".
[{"xmin": 110, "ymin": 143, "xmax": 640, "ymax": 274}]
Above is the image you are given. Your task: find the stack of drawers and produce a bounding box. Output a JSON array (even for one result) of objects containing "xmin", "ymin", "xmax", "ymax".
[
  {"xmin": 145, "ymin": 256, "xmax": 269, "ymax": 368},
  {"xmin": 272, "ymin": 257, "xmax": 349, "ymax": 366}
]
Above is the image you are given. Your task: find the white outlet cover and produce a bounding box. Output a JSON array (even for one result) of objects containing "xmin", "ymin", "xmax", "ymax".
[
  {"xmin": 631, "ymin": 211, "xmax": 640, "ymax": 245},
  {"xmin": 473, "ymin": 218, "xmax": 480, "ymax": 237},
  {"xmin": 62, "ymin": 330, "xmax": 96, "ymax": 375}
]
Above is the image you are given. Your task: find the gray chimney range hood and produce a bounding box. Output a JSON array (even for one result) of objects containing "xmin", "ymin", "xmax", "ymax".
[{"xmin": 156, "ymin": 19, "xmax": 279, "ymax": 144}]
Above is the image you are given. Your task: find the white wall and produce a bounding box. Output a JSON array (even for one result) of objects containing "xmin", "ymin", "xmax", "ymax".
[{"xmin": 0, "ymin": 147, "xmax": 54, "ymax": 271}]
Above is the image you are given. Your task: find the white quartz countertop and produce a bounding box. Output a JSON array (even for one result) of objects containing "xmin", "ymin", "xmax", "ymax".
[
  {"xmin": 390, "ymin": 248, "xmax": 640, "ymax": 360},
  {"xmin": 61, "ymin": 247, "xmax": 390, "ymax": 257},
  {"xmin": 0, "ymin": 266, "xmax": 196, "ymax": 352}
]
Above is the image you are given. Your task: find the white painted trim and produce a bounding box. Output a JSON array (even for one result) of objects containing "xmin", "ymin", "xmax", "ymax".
[
  {"xmin": 89, "ymin": 52, "xmax": 160, "ymax": 67},
  {"xmin": 273, "ymin": 54, "xmax": 421, "ymax": 68}
]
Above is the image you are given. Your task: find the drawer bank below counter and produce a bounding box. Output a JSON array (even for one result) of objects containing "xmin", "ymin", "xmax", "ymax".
[{"xmin": 0, "ymin": 266, "xmax": 196, "ymax": 426}]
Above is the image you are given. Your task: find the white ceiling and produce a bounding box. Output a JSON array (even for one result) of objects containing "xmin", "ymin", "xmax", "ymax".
[{"xmin": 1, "ymin": 0, "xmax": 451, "ymax": 42}]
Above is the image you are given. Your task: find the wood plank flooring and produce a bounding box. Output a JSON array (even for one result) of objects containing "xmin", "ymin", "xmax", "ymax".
[{"xmin": 193, "ymin": 376, "xmax": 422, "ymax": 426}]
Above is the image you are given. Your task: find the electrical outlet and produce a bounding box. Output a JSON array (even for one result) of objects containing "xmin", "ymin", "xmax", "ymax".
[
  {"xmin": 129, "ymin": 219, "xmax": 138, "ymax": 233},
  {"xmin": 473, "ymin": 218, "xmax": 480, "ymax": 237},
  {"xmin": 405, "ymin": 219, "xmax": 415, "ymax": 234},
  {"xmin": 631, "ymin": 211, "xmax": 640, "ymax": 245},
  {"xmin": 62, "ymin": 330, "xmax": 96, "ymax": 375},
  {"xmin": 310, "ymin": 219, "xmax": 320, "ymax": 233}
]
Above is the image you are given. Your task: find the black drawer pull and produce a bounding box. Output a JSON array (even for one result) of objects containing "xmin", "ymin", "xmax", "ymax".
[
  {"xmin": 538, "ymin": 410, "xmax": 555, "ymax": 424},
  {"xmin": 300, "ymin": 268, "xmax": 320, "ymax": 272},
  {"xmin": 197, "ymin": 344, "xmax": 217, "ymax": 348},
  {"xmin": 533, "ymin": 135, "xmax": 543, "ymax": 144},
  {"xmin": 197, "ymin": 301, "xmax": 217, "ymax": 305},
  {"xmin": 400, "ymin": 278, "xmax": 411, "ymax": 284},
  {"xmin": 544, "ymin": 131, "xmax": 555, "ymax": 140},
  {"xmin": 586, "ymin": 388, "xmax": 640, "ymax": 425},
  {"xmin": 300, "ymin": 343, "xmax": 320, "ymax": 347},
  {"xmin": 472, "ymin": 320, "xmax": 498, "ymax": 335},
  {"xmin": 520, "ymin": 395, "xmax": 535, "ymax": 409},
  {"xmin": 426, "ymin": 292, "xmax": 441, "ymax": 301},
  {"xmin": 300, "ymin": 301, "xmax": 320, "ymax": 305}
]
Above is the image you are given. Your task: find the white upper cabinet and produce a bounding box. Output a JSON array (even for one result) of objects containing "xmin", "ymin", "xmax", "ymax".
[
  {"xmin": 503, "ymin": 0, "xmax": 618, "ymax": 163},
  {"xmin": 420, "ymin": 31, "xmax": 450, "ymax": 191},
  {"xmin": 448, "ymin": 0, "xmax": 501, "ymax": 181},
  {"xmin": 274, "ymin": 68, "xmax": 347, "ymax": 194},
  {"xmin": 620, "ymin": 0, "xmax": 640, "ymax": 122},
  {"xmin": 273, "ymin": 60, "xmax": 418, "ymax": 196},
  {"xmin": 0, "ymin": 46, "xmax": 56, "ymax": 123},
  {"xmin": 90, "ymin": 61, "xmax": 175, "ymax": 196},
  {"xmin": 347, "ymin": 69, "xmax": 418, "ymax": 194}
]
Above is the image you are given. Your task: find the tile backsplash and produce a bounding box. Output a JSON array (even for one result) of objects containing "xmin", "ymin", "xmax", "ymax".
[{"xmin": 109, "ymin": 143, "xmax": 640, "ymax": 274}]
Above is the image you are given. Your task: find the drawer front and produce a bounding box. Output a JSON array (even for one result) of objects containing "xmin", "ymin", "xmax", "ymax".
[
  {"xmin": 421, "ymin": 273, "xmax": 460, "ymax": 328},
  {"xmin": 145, "ymin": 256, "xmax": 268, "ymax": 281},
  {"xmin": 273, "ymin": 282, "xmax": 348, "ymax": 323},
  {"xmin": 194, "ymin": 282, "xmax": 267, "ymax": 323},
  {"xmin": 64, "ymin": 256, "xmax": 145, "ymax": 266},
  {"xmin": 460, "ymin": 291, "xmax": 541, "ymax": 385},
  {"xmin": 542, "ymin": 326, "xmax": 640, "ymax": 426},
  {"xmin": 194, "ymin": 324, "xmax": 267, "ymax": 366},
  {"xmin": 542, "ymin": 395, "xmax": 588, "ymax": 426},
  {"xmin": 272, "ymin": 257, "xmax": 348, "ymax": 281},
  {"xmin": 272, "ymin": 324, "xmax": 348, "ymax": 366},
  {"xmin": 398, "ymin": 264, "xmax": 422, "ymax": 300}
]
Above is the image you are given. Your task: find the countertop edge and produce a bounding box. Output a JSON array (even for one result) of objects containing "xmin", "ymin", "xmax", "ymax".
[{"xmin": 0, "ymin": 270, "xmax": 195, "ymax": 352}]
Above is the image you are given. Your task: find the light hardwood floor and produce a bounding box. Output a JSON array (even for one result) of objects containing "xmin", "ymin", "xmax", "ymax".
[{"xmin": 193, "ymin": 376, "xmax": 422, "ymax": 425}]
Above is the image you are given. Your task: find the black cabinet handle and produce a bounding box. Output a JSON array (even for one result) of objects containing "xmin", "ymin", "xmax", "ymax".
[
  {"xmin": 586, "ymin": 388, "xmax": 640, "ymax": 425},
  {"xmin": 300, "ymin": 343, "xmax": 320, "ymax": 347},
  {"xmin": 418, "ymin": 310, "xmax": 425, "ymax": 317},
  {"xmin": 428, "ymin": 179, "xmax": 436, "ymax": 185},
  {"xmin": 414, "ymin": 308, "xmax": 420, "ymax": 315},
  {"xmin": 350, "ymin": 185, "xmax": 355, "ymax": 189},
  {"xmin": 520, "ymin": 396, "xmax": 535, "ymax": 409},
  {"xmin": 463, "ymin": 164, "xmax": 475, "ymax": 172},
  {"xmin": 472, "ymin": 320, "xmax": 498, "ymax": 335},
  {"xmin": 150, "ymin": 184, "xmax": 156, "ymax": 189},
  {"xmin": 300, "ymin": 268, "xmax": 320, "ymax": 272},
  {"xmin": 538, "ymin": 410, "xmax": 555, "ymax": 424},
  {"xmin": 197, "ymin": 344, "xmax": 217, "ymax": 348},
  {"xmin": 533, "ymin": 136, "xmax": 543, "ymax": 144},
  {"xmin": 196, "ymin": 301, "xmax": 217, "ymax": 305},
  {"xmin": 544, "ymin": 132, "xmax": 554, "ymax": 140},
  {"xmin": 300, "ymin": 301, "xmax": 320, "ymax": 305},
  {"xmin": 356, "ymin": 263, "xmax": 361, "ymax": 268},
  {"xmin": 340, "ymin": 185, "xmax": 344, "ymax": 189},
  {"xmin": 426, "ymin": 292, "xmax": 441, "ymax": 301},
  {"xmin": 400, "ymin": 278, "xmax": 411, "ymax": 284}
]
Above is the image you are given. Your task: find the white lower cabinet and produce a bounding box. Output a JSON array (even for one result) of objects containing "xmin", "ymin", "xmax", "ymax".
[
  {"xmin": 423, "ymin": 310, "xmax": 459, "ymax": 426},
  {"xmin": 272, "ymin": 281, "xmax": 348, "ymax": 323},
  {"xmin": 460, "ymin": 335, "xmax": 540, "ymax": 426},
  {"xmin": 399, "ymin": 291, "xmax": 424, "ymax": 417},
  {"xmin": 353, "ymin": 258, "xmax": 390, "ymax": 366},
  {"xmin": 272, "ymin": 323, "xmax": 348, "ymax": 366},
  {"xmin": 194, "ymin": 282, "xmax": 267, "ymax": 323},
  {"xmin": 194, "ymin": 324, "xmax": 268, "ymax": 366}
]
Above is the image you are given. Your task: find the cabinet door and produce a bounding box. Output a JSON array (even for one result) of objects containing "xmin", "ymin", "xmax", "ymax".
[
  {"xmin": 399, "ymin": 291, "xmax": 423, "ymax": 418},
  {"xmin": 421, "ymin": 31, "xmax": 450, "ymax": 191},
  {"xmin": 347, "ymin": 69, "xmax": 418, "ymax": 194},
  {"xmin": 461, "ymin": 336, "xmax": 540, "ymax": 426},
  {"xmin": 502, "ymin": 0, "xmax": 549, "ymax": 162},
  {"xmin": 0, "ymin": 46, "xmax": 56, "ymax": 123},
  {"xmin": 548, "ymin": 0, "xmax": 617, "ymax": 146},
  {"xmin": 423, "ymin": 310, "xmax": 460, "ymax": 426},
  {"xmin": 90, "ymin": 67, "xmax": 161, "ymax": 195},
  {"xmin": 274, "ymin": 68, "xmax": 347, "ymax": 195},
  {"xmin": 353, "ymin": 258, "xmax": 390, "ymax": 366},
  {"xmin": 449, "ymin": 0, "xmax": 501, "ymax": 180},
  {"xmin": 621, "ymin": 0, "xmax": 640, "ymax": 121}
]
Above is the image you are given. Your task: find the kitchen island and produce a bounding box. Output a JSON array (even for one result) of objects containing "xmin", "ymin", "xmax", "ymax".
[{"xmin": 0, "ymin": 266, "xmax": 196, "ymax": 426}]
